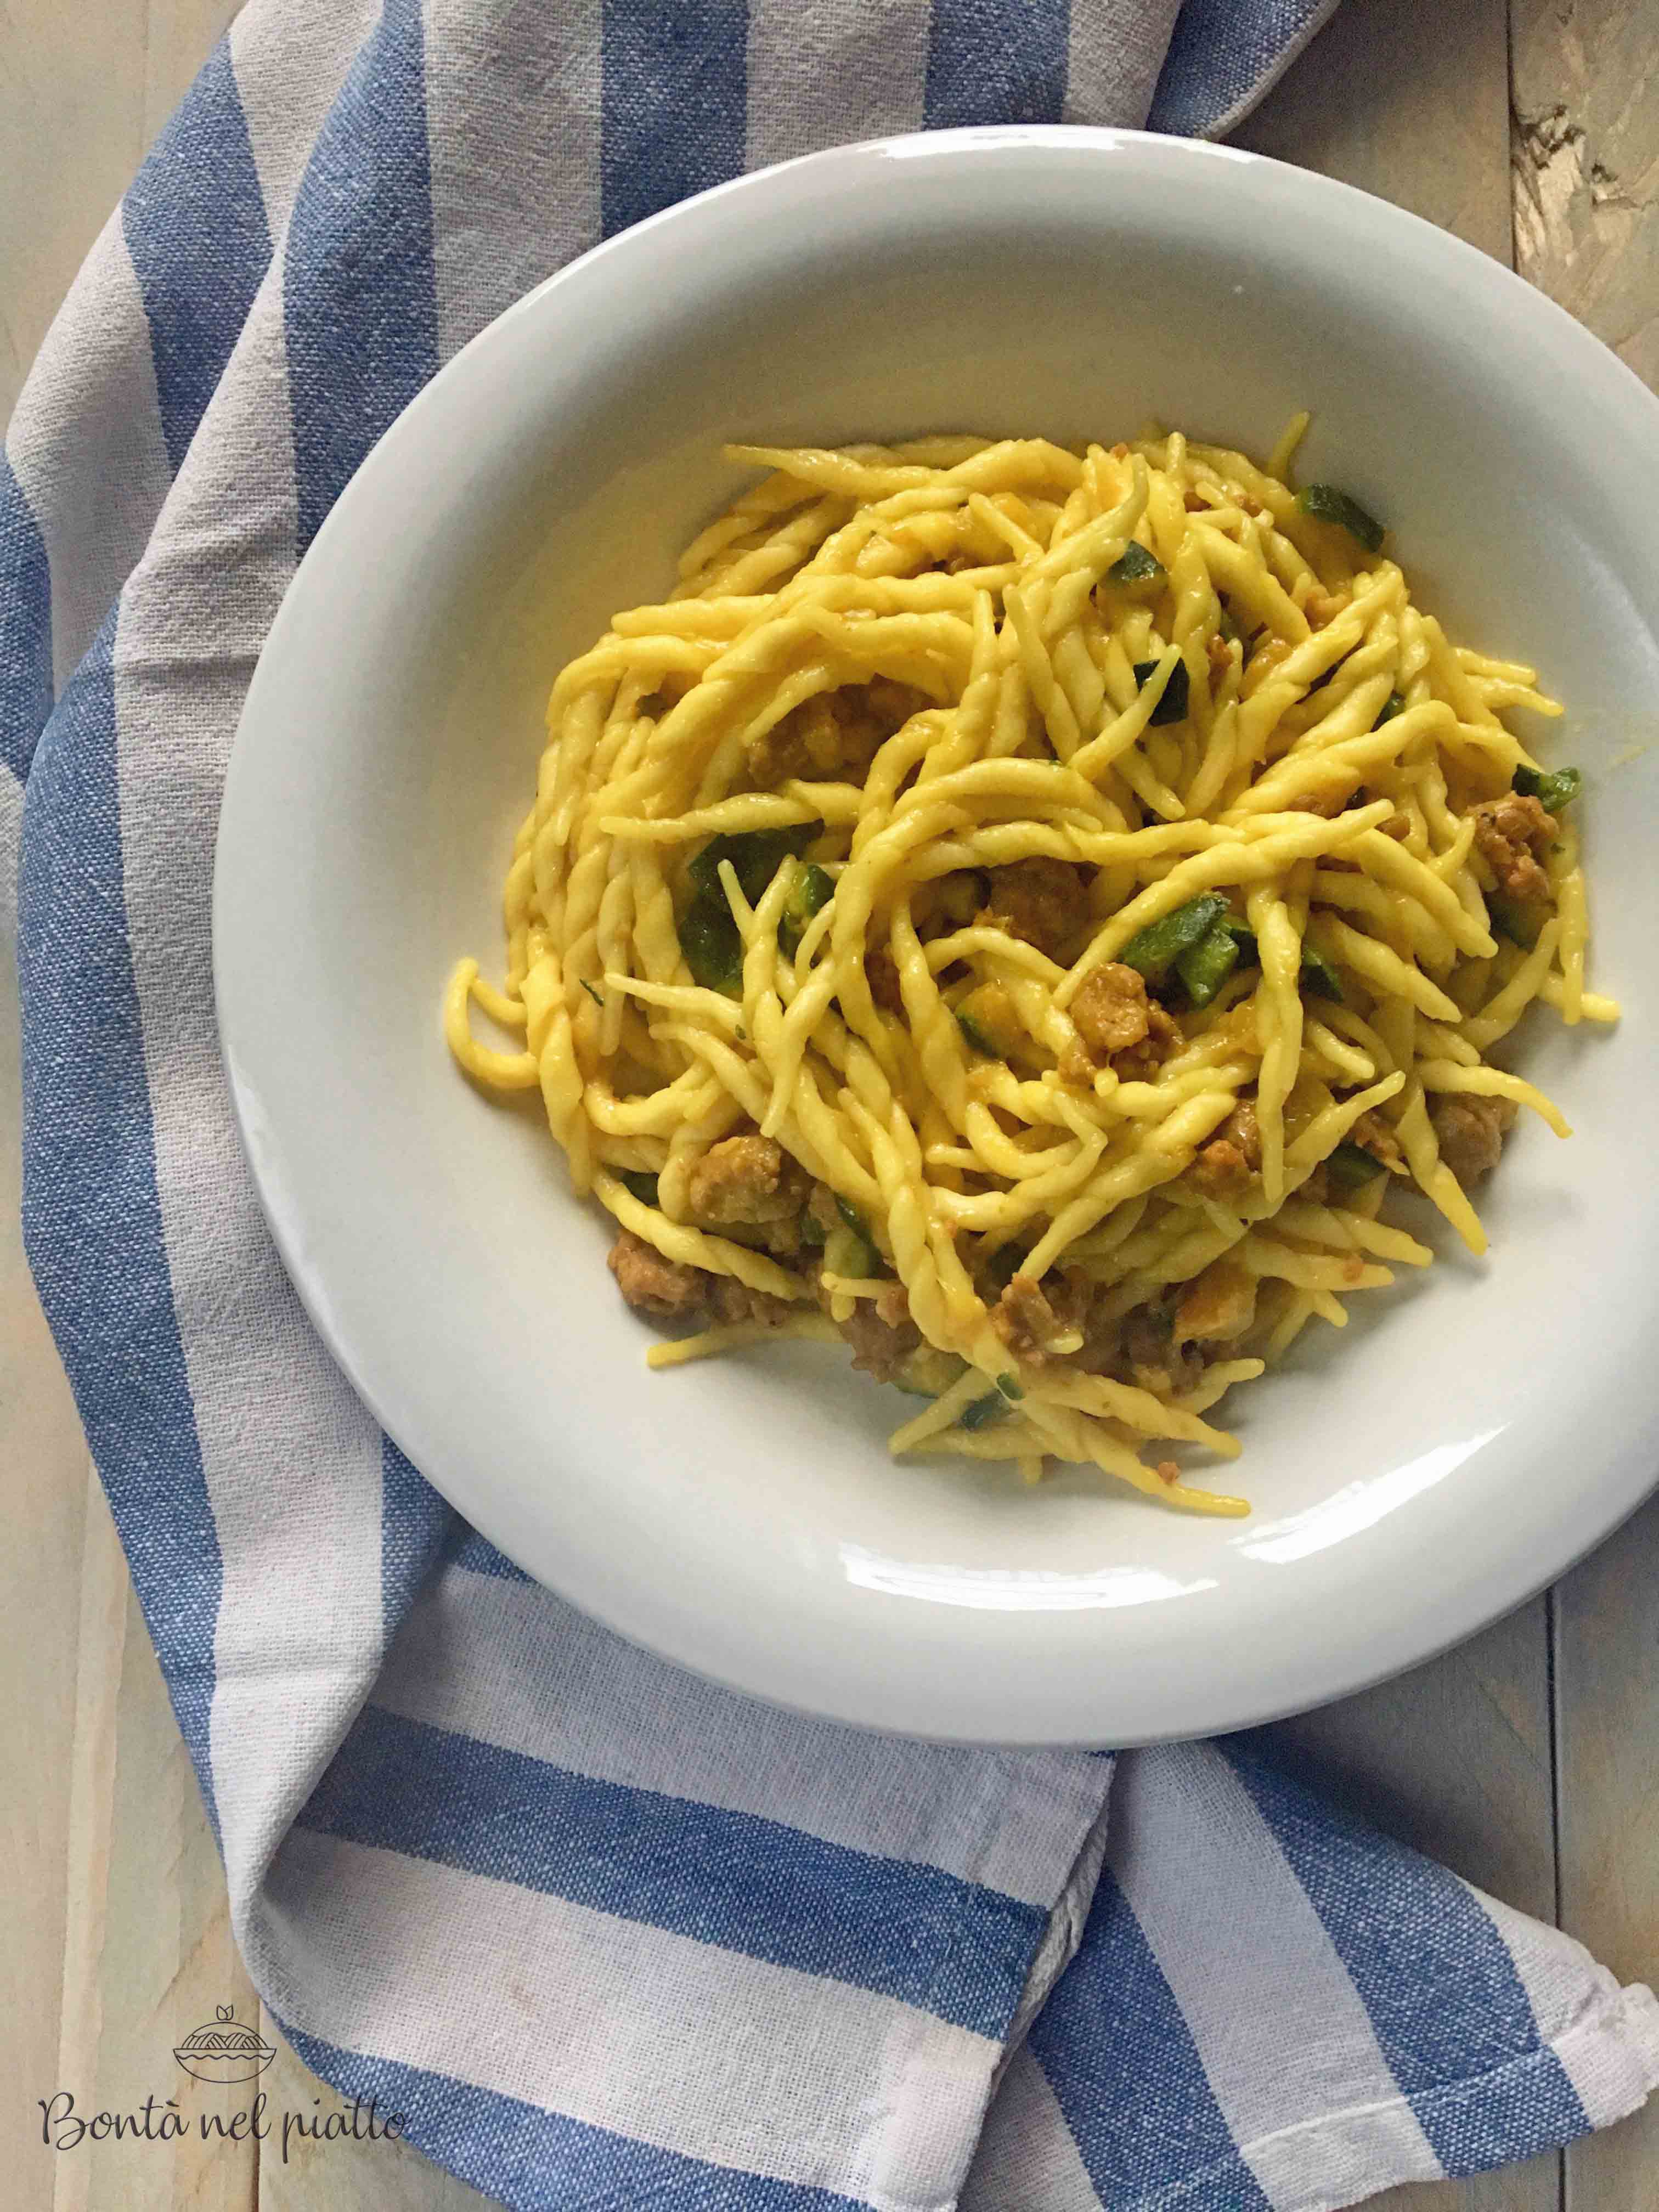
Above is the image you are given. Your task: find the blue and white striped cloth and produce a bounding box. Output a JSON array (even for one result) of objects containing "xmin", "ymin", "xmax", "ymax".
[{"xmin": 5, "ymin": 4, "xmax": 1658, "ymax": 2206}]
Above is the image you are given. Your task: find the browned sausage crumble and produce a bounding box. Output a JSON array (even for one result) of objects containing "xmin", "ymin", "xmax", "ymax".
[
  {"xmin": 1472, "ymin": 792, "xmax": 1558, "ymax": 904},
  {"xmin": 979, "ymin": 857, "xmax": 1091, "ymax": 961},
  {"xmin": 1430, "ymin": 1093, "xmax": 1517, "ymax": 1185},
  {"xmin": 748, "ymin": 679, "xmax": 930, "ymax": 786}
]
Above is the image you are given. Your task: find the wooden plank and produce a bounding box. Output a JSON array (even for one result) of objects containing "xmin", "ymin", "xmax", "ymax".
[
  {"xmin": 72, "ymin": 1541, "xmax": 261, "ymax": 2212},
  {"xmin": 142, "ymin": 0, "xmax": 241, "ymax": 143},
  {"xmin": 1, "ymin": 10, "xmax": 247, "ymax": 2206},
  {"xmin": 1232, "ymin": 0, "xmax": 1514, "ymax": 262},
  {"xmin": 0, "ymin": 0, "xmax": 147, "ymax": 426},
  {"xmin": 46, "ymin": 1472, "xmax": 126, "ymax": 2212},
  {"xmin": 0, "ymin": 0, "xmax": 240, "ymax": 430},
  {"xmin": 1511, "ymin": 0, "xmax": 1659, "ymax": 392},
  {"xmin": 1239, "ymin": 7, "xmax": 1561, "ymax": 2209},
  {"xmin": 1, "ymin": 24, "xmax": 249, "ymax": 2205},
  {"xmin": 1554, "ymin": 1498, "xmax": 1659, "ymax": 2207},
  {"xmin": 1510, "ymin": 9, "xmax": 1659, "ymax": 2204},
  {"xmin": 1265, "ymin": 1603, "xmax": 1556, "ymax": 1925}
]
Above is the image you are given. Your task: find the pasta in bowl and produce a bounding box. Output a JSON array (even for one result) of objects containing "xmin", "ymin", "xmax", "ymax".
[{"xmin": 444, "ymin": 421, "xmax": 1608, "ymax": 1516}]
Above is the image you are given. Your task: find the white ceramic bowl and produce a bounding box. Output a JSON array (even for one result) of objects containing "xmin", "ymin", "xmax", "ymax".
[{"xmin": 216, "ymin": 127, "xmax": 1659, "ymax": 1746}]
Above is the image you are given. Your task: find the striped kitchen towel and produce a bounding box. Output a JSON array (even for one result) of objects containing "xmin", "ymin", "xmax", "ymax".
[{"xmin": 5, "ymin": 3, "xmax": 1658, "ymax": 2207}]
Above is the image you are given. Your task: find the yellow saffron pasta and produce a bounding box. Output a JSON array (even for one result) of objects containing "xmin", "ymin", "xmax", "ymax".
[{"xmin": 446, "ymin": 422, "xmax": 1613, "ymax": 1515}]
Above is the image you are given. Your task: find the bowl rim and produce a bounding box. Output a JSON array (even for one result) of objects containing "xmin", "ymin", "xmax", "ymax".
[{"xmin": 215, "ymin": 122, "xmax": 1659, "ymax": 1746}]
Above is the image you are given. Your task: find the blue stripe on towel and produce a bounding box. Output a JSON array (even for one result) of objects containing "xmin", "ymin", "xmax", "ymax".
[
  {"xmin": 0, "ymin": 453, "xmax": 54, "ymax": 782},
  {"xmin": 1227, "ymin": 1742, "xmax": 1589, "ymax": 2173},
  {"xmin": 122, "ymin": 39, "xmax": 273, "ymax": 473},
  {"xmin": 451, "ymin": 1526, "xmax": 535, "ymax": 1582},
  {"xmin": 924, "ymin": 0, "xmax": 1071, "ymax": 129},
  {"xmin": 1149, "ymin": 0, "xmax": 1330, "ymax": 137},
  {"xmin": 281, "ymin": 2023, "xmax": 870, "ymax": 2212},
  {"xmin": 17, "ymin": 607, "xmax": 224, "ymax": 1821},
  {"xmin": 601, "ymin": 0, "xmax": 748, "ymax": 236},
  {"xmin": 380, "ymin": 1438, "xmax": 455, "ymax": 1640},
  {"xmin": 1030, "ymin": 1867, "xmax": 1273, "ymax": 2209},
  {"xmin": 297, "ymin": 1703, "xmax": 1043, "ymax": 2038},
  {"xmin": 284, "ymin": 0, "xmax": 441, "ymax": 552}
]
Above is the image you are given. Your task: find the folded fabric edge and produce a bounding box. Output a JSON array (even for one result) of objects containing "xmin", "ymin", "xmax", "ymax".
[
  {"xmin": 1150, "ymin": 0, "xmax": 1344, "ymax": 142},
  {"xmin": 1232, "ymin": 1974, "xmax": 1659, "ymax": 2212},
  {"xmin": 1204, "ymin": 0, "xmax": 1342, "ymax": 142},
  {"xmin": 1553, "ymin": 1978, "xmax": 1659, "ymax": 2134},
  {"xmin": 996, "ymin": 1777, "xmax": 1116, "ymax": 2085}
]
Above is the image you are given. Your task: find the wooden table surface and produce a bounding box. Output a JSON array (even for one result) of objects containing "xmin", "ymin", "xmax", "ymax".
[{"xmin": 3, "ymin": 3, "xmax": 1656, "ymax": 2208}]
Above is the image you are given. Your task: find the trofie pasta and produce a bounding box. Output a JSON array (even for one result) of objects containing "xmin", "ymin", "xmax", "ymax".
[{"xmin": 445, "ymin": 422, "xmax": 1612, "ymax": 1514}]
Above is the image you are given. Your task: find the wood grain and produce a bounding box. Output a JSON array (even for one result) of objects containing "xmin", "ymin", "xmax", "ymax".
[
  {"xmin": 1510, "ymin": 8, "xmax": 1659, "ymax": 2202},
  {"xmin": 1555, "ymin": 1498, "xmax": 1659, "ymax": 2208},
  {"xmin": 74, "ymin": 1555, "xmax": 259, "ymax": 2212},
  {"xmin": 0, "ymin": 0, "xmax": 238, "ymax": 426},
  {"xmin": 1233, "ymin": 0, "xmax": 1514, "ymax": 261},
  {"xmin": 1511, "ymin": 0, "xmax": 1659, "ymax": 392}
]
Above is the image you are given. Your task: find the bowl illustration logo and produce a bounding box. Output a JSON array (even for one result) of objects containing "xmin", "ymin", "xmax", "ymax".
[{"xmin": 173, "ymin": 2006, "xmax": 276, "ymax": 2084}]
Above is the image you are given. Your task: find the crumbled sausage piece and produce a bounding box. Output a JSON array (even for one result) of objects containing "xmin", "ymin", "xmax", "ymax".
[
  {"xmin": 990, "ymin": 1276, "xmax": 1049, "ymax": 1362},
  {"xmin": 1207, "ymin": 631, "xmax": 1237, "ymax": 679},
  {"xmin": 1305, "ymin": 590, "xmax": 1350, "ymax": 629},
  {"xmin": 1471, "ymin": 792, "xmax": 1557, "ymax": 904},
  {"xmin": 1189, "ymin": 1141, "xmax": 1249, "ymax": 1196},
  {"xmin": 1065, "ymin": 966, "xmax": 1184, "ymax": 1085},
  {"xmin": 708, "ymin": 1277, "xmax": 794, "ymax": 1328},
  {"xmin": 1114, "ymin": 1001, "xmax": 1182, "ymax": 1084},
  {"xmin": 919, "ymin": 871, "xmax": 985, "ymax": 934},
  {"xmin": 864, "ymin": 677, "xmax": 932, "ymax": 732},
  {"xmin": 866, "ymin": 944, "xmax": 905, "ymax": 1013},
  {"xmin": 1071, "ymin": 1300, "xmax": 1126, "ymax": 1377},
  {"xmin": 1122, "ymin": 1302, "xmax": 1205, "ymax": 1394},
  {"xmin": 1057, "ymin": 1038, "xmax": 1096, "ymax": 1087},
  {"xmin": 806, "ymin": 1183, "xmax": 842, "ymax": 1239},
  {"xmin": 990, "ymin": 1271, "xmax": 1090, "ymax": 1366},
  {"xmin": 1224, "ymin": 1103, "xmax": 1262, "ymax": 1169},
  {"xmin": 1173, "ymin": 1261, "xmax": 1258, "ymax": 1347},
  {"xmin": 1430, "ymin": 1093, "xmax": 1518, "ymax": 1186},
  {"xmin": 1070, "ymin": 962, "xmax": 1154, "ymax": 1061},
  {"xmin": 1351, "ymin": 1108, "xmax": 1407, "ymax": 1175},
  {"xmin": 608, "ymin": 1229, "xmax": 709, "ymax": 1321},
  {"xmin": 980, "ymin": 858, "xmax": 1091, "ymax": 960},
  {"xmin": 748, "ymin": 679, "xmax": 930, "ymax": 786},
  {"xmin": 1189, "ymin": 1101, "xmax": 1261, "ymax": 1197},
  {"xmin": 977, "ymin": 1263, "xmax": 1122, "ymax": 1376},
  {"xmin": 687, "ymin": 1135, "xmax": 807, "ymax": 1231},
  {"xmin": 837, "ymin": 1297, "xmax": 921, "ymax": 1383}
]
